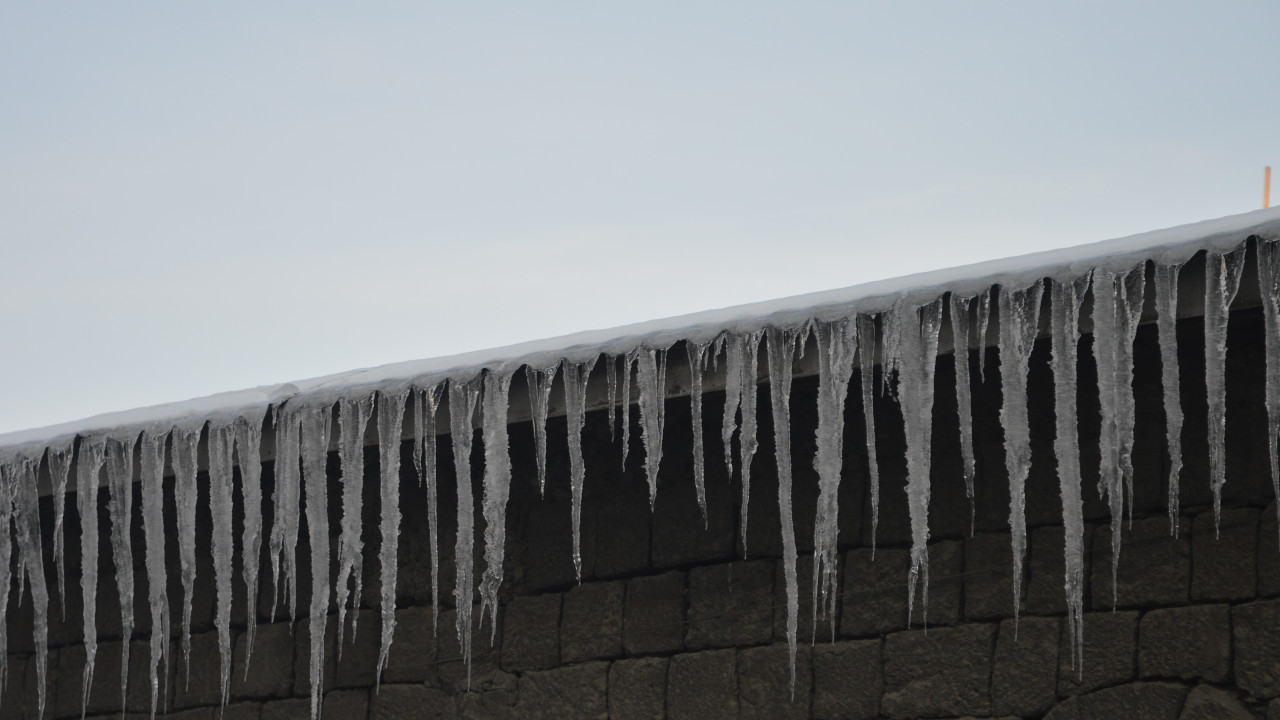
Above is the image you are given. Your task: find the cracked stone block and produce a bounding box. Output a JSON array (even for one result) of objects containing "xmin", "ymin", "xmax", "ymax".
[
  {"xmin": 1138, "ymin": 604, "xmax": 1230, "ymax": 682},
  {"xmin": 1235, "ymin": 599, "xmax": 1280, "ymax": 699},
  {"xmin": 882, "ymin": 623, "xmax": 995, "ymax": 719}
]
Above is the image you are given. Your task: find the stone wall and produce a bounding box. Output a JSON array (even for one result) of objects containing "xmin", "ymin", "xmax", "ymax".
[{"xmin": 2, "ymin": 309, "xmax": 1279, "ymax": 719}]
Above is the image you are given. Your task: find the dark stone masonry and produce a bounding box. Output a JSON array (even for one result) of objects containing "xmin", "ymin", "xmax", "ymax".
[{"xmin": 3, "ymin": 308, "xmax": 1280, "ymax": 718}]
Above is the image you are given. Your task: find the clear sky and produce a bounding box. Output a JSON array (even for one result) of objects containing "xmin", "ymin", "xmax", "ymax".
[{"xmin": 2, "ymin": 2, "xmax": 1277, "ymax": 435}]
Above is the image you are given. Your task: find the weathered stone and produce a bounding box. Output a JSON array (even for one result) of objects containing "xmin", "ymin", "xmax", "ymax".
[
  {"xmin": 965, "ymin": 531, "xmax": 1026, "ymax": 620},
  {"xmin": 737, "ymin": 644, "xmax": 811, "ymax": 719},
  {"xmin": 369, "ymin": 684, "xmax": 455, "ymax": 720},
  {"xmin": 164, "ymin": 709, "xmax": 216, "ymax": 720},
  {"xmin": 685, "ymin": 560, "xmax": 772, "ymax": 649},
  {"xmin": 231, "ymin": 621, "xmax": 294, "ymax": 699},
  {"xmin": 594, "ymin": 490, "xmax": 652, "ymax": 578},
  {"xmin": 1043, "ymin": 695, "xmax": 1080, "ymax": 720},
  {"xmin": 623, "ymin": 571, "xmax": 685, "ymax": 656},
  {"xmin": 334, "ymin": 610, "xmax": 382, "ymax": 688},
  {"xmin": 667, "ymin": 649, "xmax": 736, "ymax": 720},
  {"xmin": 436, "ymin": 605, "xmax": 515, "ymax": 700},
  {"xmin": 1058, "ymin": 611, "xmax": 1137, "ymax": 695},
  {"xmin": 1091, "ymin": 517, "xmax": 1190, "ymax": 608},
  {"xmin": 221, "ymin": 702, "xmax": 263, "ymax": 720},
  {"xmin": 811, "ymin": 639, "xmax": 881, "ymax": 720},
  {"xmin": 59, "ymin": 639, "xmax": 161, "ymax": 716},
  {"xmin": 1179, "ymin": 684, "xmax": 1253, "ymax": 720},
  {"xmin": 499, "ymin": 594, "xmax": 560, "ymax": 671},
  {"xmin": 881, "ymin": 623, "xmax": 995, "ymax": 718},
  {"xmin": 293, "ymin": 617, "xmax": 336, "ymax": 700},
  {"xmin": 515, "ymin": 661, "xmax": 609, "ymax": 720},
  {"xmin": 992, "ymin": 616, "xmax": 1059, "ymax": 716},
  {"xmin": 260, "ymin": 698, "xmax": 311, "ymax": 720},
  {"xmin": 1191, "ymin": 507, "xmax": 1259, "ymax": 601},
  {"xmin": 1261, "ymin": 503, "xmax": 1280, "ymax": 597},
  {"xmin": 560, "ymin": 580, "xmax": 624, "ymax": 663},
  {"xmin": 772, "ymin": 555, "xmax": 837, "ymax": 643},
  {"xmin": 1138, "ymin": 604, "xmax": 1231, "ymax": 682},
  {"xmin": 1074, "ymin": 681, "xmax": 1187, "ymax": 720},
  {"xmin": 1235, "ymin": 599, "xmax": 1280, "ymax": 699},
  {"xmin": 380, "ymin": 605, "xmax": 438, "ymax": 684},
  {"xmin": 1269, "ymin": 696, "xmax": 1280, "ymax": 720},
  {"xmin": 840, "ymin": 542, "xmax": 961, "ymax": 638},
  {"xmin": 608, "ymin": 657, "xmax": 667, "ymax": 720},
  {"xmin": 321, "ymin": 688, "xmax": 368, "ymax": 720},
  {"xmin": 1027, "ymin": 525, "xmax": 1079, "ymax": 616}
]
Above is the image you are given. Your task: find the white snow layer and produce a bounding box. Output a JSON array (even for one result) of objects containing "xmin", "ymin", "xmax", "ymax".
[{"xmin": 1, "ymin": 209, "xmax": 1279, "ymax": 719}]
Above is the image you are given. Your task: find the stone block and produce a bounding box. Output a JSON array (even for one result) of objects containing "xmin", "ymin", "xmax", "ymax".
[
  {"xmin": 321, "ymin": 688, "xmax": 367, "ymax": 720},
  {"xmin": 1235, "ymin": 599, "xmax": 1280, "ymax": 699},
  {"xmin": 499, "ymin": 594, "xmax": 560, "ymax": 672},
  {"xmin": 380, "ymin": 605, "xmax": 438, "ymax": 684},
  {"xmin": 965, "ymin": 531, "xmax": 1026, "ymax": 621},
  {"xmin": 260, "ymin": 698, "xmax": 310, "ymax": 720},
  {"xmin": 811, "ymin": 639, "xmax": 881, "ymax": 720},
  {"xmin": 737, "ymin": 644, "xmax": 811, "ymax": 719},
  {"xmin": 164, "ymin": 709, "xmax": 216, "ymax": 720},
  {"xmin": 334, "ymin": 610, "xmax": 382, "ymax": 688},
  {"xmin": 1074, "ymin": 681, "xmax": 1186, "ymax": 720},
  {"xmin": 369, "ymin": 685, "xmax": 454, "ymax": 720},
  {"xmin": 1027, "ymin": 524, "xmax": 1093, "ymax": 616},
  {"xmin": 1262, "ymin": 503, "xmax": 1280, "ymax": 597},
  {"xmin": 594, "ymin": 490, "xmax": 651, "ymax": 578},
  {"xmin": 231, "ymin": 621, "xmax": 295, "ymax": 699},
  {"xmin": 666, "ymin": 649, "xmax": 736, "ymax": 720},
  {"xmin": 560, "ymin": 581, "xmax": 623, "ymax": 663},
  {"xmin": 608, "ymin": 657, "xmax": 667, "ymax": 720},
  {"xmin": 293, "ymin": 617, "xmax": 335, "ymax": 700},
  {"xmin": 839, "ymin": 542, "xmax": 961, "ymax": 638},
  {"xmin": 881, "ymin": 623, "xmax": 995, "ymax": 719},
  {"xmin": 773, "ymin": 555, "xmax": 837, "ymax": 643},
  {"xmin": 991, "ymin": 616, "xmax": 1059, "ymax": 717},
  {"xmin": 1057, "ymin": 611, "xmax": 1137, "ymax": 695},
  {"xmin": 1091, "ymin": 517, "xmax": 1189, "ymax": 609},
  {"xmin": 623, "ymin": 571, "xmax": 685, "ymax": 656},
  {"xmin": 1179, "ymin": 684, "xmax": 1253, "ymax": 720},
  {"xmin": 436, "ymin": 605, "xmax": 514, "ymax": 700},
  {"xmin": 1138, "ymin": 604, "xmax": 1230, "ymax": 682},
  {"xmin": 0, "ymin": 654, "xmax": 26, "ymax": 719},
  {"xmin": 1192, "ymin": 507, "xmax": 1259, "ymax": 601},
  {"xmin": 221, "ymin": 702, "xmax": 263, "ymax": 720},
  {"xmin": 63, "ymin": 639, "xmax": 161, "ymax": 716},
  {"xmin": 515, "ymin": 661, "xmax": 609, "ymax": 720},
  {"xmin": 685, "ymin": 561, "xmax": 772, "ymax": 650},
  {"xmin": 520, "ymin": 501, "xmax": 581, "ymax": 592}
]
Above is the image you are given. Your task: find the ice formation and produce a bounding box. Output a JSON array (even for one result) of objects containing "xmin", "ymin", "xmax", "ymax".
[{"xmin": 0, "ymin": 214, "xmax": 1277, "ymax": 719}]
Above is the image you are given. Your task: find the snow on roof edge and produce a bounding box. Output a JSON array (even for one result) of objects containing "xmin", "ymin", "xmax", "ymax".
[{"xmin": 4, "ymin": 206, "xmax": 1280, "ymax": 455}]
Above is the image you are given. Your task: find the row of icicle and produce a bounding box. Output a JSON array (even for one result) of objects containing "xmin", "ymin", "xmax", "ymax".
[{"xmin": 1, "ymin": 236, "xmax": 1279, "ymax": 718}]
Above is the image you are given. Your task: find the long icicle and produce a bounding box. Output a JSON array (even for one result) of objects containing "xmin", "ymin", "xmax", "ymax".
[
  {"xmin": 721, "ymin": 334, "xmax": 745, "ymax": 482},
  {"xmin": 268, "ymin": 410, "xmax": 301, "ymax": 624},
  {"xmin": 739, "ymin": 332, "xmax": 763, "ymax": 555},
  {"xmin": 976, "ymin": 288, "xmax": 993, "ymax": 384},
  {"xmin": 105, "ymin": 435, "xmax": 137, "ymax": 714},
  {"xmin": 856, "ymin": 314, "xmax": 882, "ymax": 555},
  {"xmin": 1259, "ymin": 239, "xmax": 1280, "ymax": 547},
  {"xmin": 1153, "ymin": 263, "xmax": 1185, "ymax": 535},
  {"xmin": 620, "ymin": 354, "xmax": 633, "ymax": 471},
  {"xmin": 525, "ymin": 364, "xmax": 558, "ymax": 497},
  {"xmin": 301, "ymin": 405, "xmax": 333, "ymax": 720},
  {"xmin": 1050, "ymin": 275, "xmax": 1090, "ymax": 676},
  {"xmin": 13, "ymin": 454, "xmax": 50, "ymax": 719},
  {"xmin": 377, "ymin": 388, "xmax": 408, "ymax": 682},
  {"xmin": 480, "ymin": 370, "xmax": 514, "ymax": 640},
  {"xmin": 235, "ymin": 413, "xmax": 266, "ymax": 676},
  {"xmin": 207, "ymin": 424, "xmax": 236, "ymax": 707},
  {"xmin": 48, "ymin": 439, "xmax": 73, "ymax": 620},
  {"xmin": 448, "ymin": 380, "xmax": 481, "ymax": 686},
  {"xmin": 812, "ymin": 318, "xmax": 857, "ymax": 642},
  {"xmin": 335, "ymin": 394, "xmax": 374, "ymax": 657},
  {"xmin": 997, "ymin": 282, "xmax": 1044, "ymax": 626},
  {"xmin": 564, "ymin": 357, "xmax": 598, "ymax": 581},
  {"xmin": 687, "ymin": 341, "xmax": 710, "ymax": 525},
  {"xmin": 1117, "ymin": 269, "xmax": 1147, "ymax": 526},
  {"xmin": 1206, "ymin": 245, "xmax": 1247, "ymax": 532},
  {"xmin": 635, "ymin": 348, "xmax": 669, "ymax": 508},
  {"xmin": 951, "ymin": 294, "xmax": 978, "ymax": 534},
  {"xmin": 413, "ymin": 385, "xmax": 443, "ymax": 633},
  {"xmin": 766, "ymin": 326, "xmax": 800, "ymax": 695},
  {"xmin": 606, "ymin": 353, "xmax": 618, "ymax": 441},
  {"xmin": 0, "ymin": 459, "xmax": 14, "ymax": 701},
  {"xmin": 170, "ymin": 424, "xmax": 201, "ymax": 689},
  {"xmin": 139, "ymin": 430, "xmax": 170, "ymax": 719}
]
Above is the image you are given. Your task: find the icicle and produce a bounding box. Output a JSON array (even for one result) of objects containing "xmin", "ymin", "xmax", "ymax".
[
  {"xmin": 1153, "ymin": 264, "xmax": 1185, "ymax": 535},
  {"xmin": 606, "ymin": 353, "xmax": 618, "ymax": 441},
  {"xmin": 1259, "ymin": 240, "xmax": 1280, "ymax": 547},
  {"xmin": 525, "ymin": 364, "xmax": 558, "ymax": 496},
  {"xmin": 687, "ymin": 342, "xmax": 710, "ymax": 525},
  {"xmin": 563, "ymin": 358, "xmax": 598, "ymax": 581},
  {"xmin": 620, "ymin": 354, "xmax": 633, "ymax": 470},
  {"xmin": 448, "ymin": 380, "xmax": 481, "ymax": 686},
  {"xmin": 480, "ymin": 370, "xmax": 514, "ymax": 640},
  {"xmin": 139, "ymin": 431, "xmax": 170, "ymax": 719},
  {"xmin": 413, "ymin": 385, "xmax": 443, "ymax": 633},
  {"xmin": 301, "ymin": 404, "xmax": 333, "ymax": 720},
  {"xmin": 635, "ymin": 348, "xmax": 669, "ymax": 507},
  {"xmin": 12, "ymin": 455, "xmax": 49, "ymax": 718},
  {"xmin": 1050, "ymin": 276, "xmax": 1089, "ymax": 675},
  {"xmin": 856, "ymin": 315, "xmax": 882, "ymax": 555},
  {"xmin": 1205, "ymin": 245, "xmax": 1246, "ymax": 532},
  {"xmin": 976, "ymin": 288, "xmax": 993, "ymax": 384},
  {"xmin": 951, "ymin": 294, "xmax": 978, "ymax": 533},
  {"xmin": 47, "ymin": 440, "xmax": 73, "ymax": 618},
  {"xmin": 739, "ymin": 332, "xmax": 763, "ymax": 554},
  {"xmin": 335, "ymin": 393, "xmax": 374, "ymax": 657},
  {"xmin": 0, "ymin": 460, "xmax": 13, "ymax": 700},
  {"xmin": 74, "ymin": 436, "xmax": 104, "ymax": 714},
  {"xmin": 234, "ymin": 413, "xmax": 265, "ymax": 676},
  {"xmin": 207, "ymin": 425, "xmax": 236, "ymax": 707},
  {"xmin": 105, "ymin": 435, "xmax": 137, "ymax": 713},
  {"xmin": 267, "ymin": 410, "xmax": 301, "ymax": 625},
  {"xmin": 171, "ymin": 425, "xmax": 200, "ymax": 688},
  {"xmin": 765, "ymin": 326, "xmax": 801, "ymax": 693},
  {"xmin": 721, "ymin": 334, "xmax": 745, "ymax": 480},
  {"xmin": 997, "ymin": 283, "xmax": 1043, "ymax": 625},
  {"xmin": 811, "ymin": 318, "xmax": 857, "ymax": 643},
  {"xmin": 376, "ymin": 389, "xmax": 408, "ymax": 682}
]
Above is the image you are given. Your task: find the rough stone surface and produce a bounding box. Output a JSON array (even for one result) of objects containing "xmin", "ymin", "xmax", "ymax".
[
  {"xmin": 232, "ymin": 621, "xmax": 295, "ymax": 699},
  {"xmin": 293, "ymin": 617, "xmax": 336, "ymax": 699},
  {"xmin": 992, "ymin": 616, "xmax": 1059, "ymax": 716},
  {"xmin": 607, "ymin": 657, "xmax": 667, "ymax": 720},
  {"xmin": 260, "ymin": 698, "xmax": 311, "ymax": 720},
  {"xmin": 380, "ymin": 605, "xmax": 438, "ymax": 684},
  {"xmin": 1058, "ymin": 611, "xmax": 1138, "ymax": 696},
  {"xmin": 881, "ymin": 623, "xmax": 995, "ymax": 719},
  {"xmin": 623, "ymin": 571, "xmax": 686, "ymax": 656},
  {"xmin": 1235, "ymin": 599, "xmax": 1280, "ymax": 699},
  {"xmin": 666, "ymin": 649, "xmax": 736, "ymax": 720},
  {"xmin": 560, "ymin": 580, "xmax": 624, "ymax": 663},
  {"xmin": 1092, "ymin": 517, "xmax": 1190, "ymax": 609},
  {"xmin": 334, "ymin": 610, "xmax": 382, "ymax": 688},
  {"xmin": 1139, "ymin": 604, "xmax": 1231, "ymax": 682},
  {"xmin": 737, "ymin": 644, "xmax": 811, "ymax": 719},
  {"xmin": 965, "ymin": 531, "xmax": 1025, "ymax": 620},
  {"xmin": 515, "ymin": 661, "xmax": 609, "ymax": 720},
  {"xmin": 499, "ymin": 594, "xmax": 560, "ymax": 672},
  {"xmin": 811, "ymin": 639, "xmax": 882, "ymax": 720},
  {"xmin": 1192, "ymin": 508, "xmax": 1259, "ymax": 602},
  {"xmin": 1179, "ymin": 684, "xmax": 1253, "ymax": 720},
  {"xmin": 369, "ymin": 685, "xmax": 455, "ymax": 720},
  {"xmin": 773, "ymin": 555, "xmax": 837, "ymax": 643},
  {"xmin": 1074, "ymin": 681, "xmax": 1187, "ymax": 720},
  {"xmin": 222, "ymin": 702, "xmax": 264, "ymax": 720},
  {"xmin": 685, "ymin": 560, "xmax": 773, "ymax": 650},
  {"xmin": 1261, "ymin": 503, "xmax": 1280, "ymax": 597},
  {"xmin": 1027, "ymin": 525, "xmax": 1076, "ymax": 616},
  {"xmin": 840, "ymin": 541, "xmax": 961, "ymax": 639},
  {"xmin": 321, "ymin": 688, "xmax": 368, "ymax": 720}
]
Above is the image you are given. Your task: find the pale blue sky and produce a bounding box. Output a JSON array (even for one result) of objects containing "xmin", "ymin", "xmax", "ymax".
[{"xmin": 2, "ymin": 2, "xmax": 1277, "ymax": 434}]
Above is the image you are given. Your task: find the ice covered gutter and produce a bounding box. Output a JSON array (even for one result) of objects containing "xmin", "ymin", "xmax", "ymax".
[{"xmin": 2, "ymin": 207, "xmax": 1280, "ymax": 718}]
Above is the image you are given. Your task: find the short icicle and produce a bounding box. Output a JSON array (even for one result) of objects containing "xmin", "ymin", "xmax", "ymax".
[
  {"xmin": 1259, "ymin": 239, "xmax": 1280, "ymax": 545},
  {"xmin": 301, "ymin": 405, "xmax": 333, "ymax": 720},
  {"xmin": 687, "ymin": 341, "xmax": 710, "ymax": 524},
  {"xmin": 207, "ymin": 424, "xmax": 237, "ymax": 707},
  {"xmin": 377, "ymin": 388, "xmax": 408, "ymax": 681},
  {"xmin": 235, "ymin": 413, "xmax": 266, "ymax": 675},
  {"xmin": 720, "ymin": 334, "xmax": 745, "ymax": 482},
  {"xmin": 856, "ymin": 314, "xmax": 882, "ymax": 555},
  {"xmin": 171, "ymin": 425, "xmax": 201, "ymax": 687},
  {"xmin": 525, "ymin": 364, "xmax": 558, "ymax": 496},
  {"xmin": 480, "ymin": 370, "xmax": 514, "ymax": 639},
  {"xmin": 140, "ymin": 430, "xmax": 170, "ymax": 719},
  {"xmin": 1050, "ymin": 275, "xmax": 1090, "ymax": 675},
  {"xmin": 950, "ymin": 294, "xmax": 978, "ymax": 533},
  {"xmin": 635, "ymin": 348, "xmax": 669, "ymax": 507},
  {"xmin": 606, "ymin": 353, "xmax": 618, "ymax": 441},
  {"xmin": 1153, "ymin": 263, "xmax": 1185, "ymax": 535},
  {"xmin": 105, "ymin": 435, "xmax": 138, "ymax": 713},
  {"xmin": 335, "ymin": 394, "xmax": 374, "ymax": 656},
  {"xmin": 1205, "ymin": 245, "xmax": 1247, "ymax": 532},
  {"xmin": 48, "ymin": 439, "xmax": 74, "ymax": 618},
  {"xmin": 766, "ymin": 326, "xmax": 801, "ymax": 694},
  {"xmin": 13, "ymin": 454, "xmax": 50, "ymax": 719},
  {"xmin": 448, "ymin": 380, "xmax": 482, "ymax": 686},
  {"xmin": 620, "ymin": 354, "xmax": 633, "ymax": 471},
  {"xmin": 811, "ymin": 318, "xmax": 857, "ymax": 641},
  {"xmin": 564, "ymin": 357, "xmax": 598, "ymax": 581},
  {"xmin": 976, "ymin": 289, "xmax": 993, "ymax": 384},
  {"xmin": 413, "ymin": 385, "xmax": 443, "ymax": 633},
  {"xmin": 996, "ymin": 282, "xmax": 1044, "ymax": 626}
]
